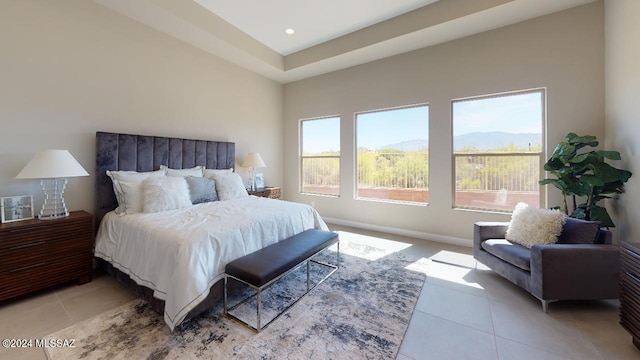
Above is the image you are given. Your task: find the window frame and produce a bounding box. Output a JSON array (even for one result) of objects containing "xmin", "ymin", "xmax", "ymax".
[
  {"xmin": 354, "ymin": 103, "xmax": 430, "ymax": 206},
  {"xmin": 451, "ymin": 88, "xmax": 546, "ymax": 213},
  {"xmin": 299, "ymin": 115, "xmax": 341, "ymax": 197}
]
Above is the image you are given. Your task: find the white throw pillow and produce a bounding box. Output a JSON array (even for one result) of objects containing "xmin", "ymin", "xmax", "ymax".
[
  {"xmin": 106, "ymin": 169, "xmax": 166, "ymax": 182},
  {"xmin": 112, "ymin": 180, "xmax": 145, "ymax": 214},
  {"xmin": 106, "ymin": 169, "xmax": 167, "ymax": 214},
  {"xmin": 210, "ymin": 172, "xmax": 248, "ymax": 200},
  {"xmin": 203, "ymin": 168, "xmax": 233, "ymax": 178},
  {"xmin": 161, "ymin": 165, "xmax": 204, "ymax": 177},
  {"xmin": 142, "ymin": 177, "xmax": 192, "ymax": 213},
  {"xmin": 505, "ymin": 202, "xmax": 565, "ymax": 248}
]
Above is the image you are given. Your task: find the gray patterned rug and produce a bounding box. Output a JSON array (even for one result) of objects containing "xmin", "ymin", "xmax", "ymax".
[{"xmin": 44, "ymin": 234, "xmax": 427, "ymax": 360}]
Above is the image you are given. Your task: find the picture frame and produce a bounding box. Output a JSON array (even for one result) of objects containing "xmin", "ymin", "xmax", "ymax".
[
  {"xmin": 1, "ymin": 195, "xmax": 34, "ymax": 223},
  {"xmin": 255, "ymin": 173, "xmax": 265, "ymax": 189}
]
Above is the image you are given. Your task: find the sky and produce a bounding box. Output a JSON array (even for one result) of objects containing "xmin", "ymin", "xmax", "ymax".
[
  {"xmin": 453, "ymin": 91, "xmax": 543, "ymax": 136},
  {"xmin": 357, "ymin": 106, "xmax": 428, "ymax": 149},
  {"xmin": 302, "ymin": 116, "xmax": 341, "ymax": 153},
  {"xmin": 302, "ymin": 91, "xmax": 543, "ymax": 154}
]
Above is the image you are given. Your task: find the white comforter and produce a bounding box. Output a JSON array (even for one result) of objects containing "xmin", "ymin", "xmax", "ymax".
[{"xmin": 94, "ymin": 196, "xmax": 328, "ymax": 330}]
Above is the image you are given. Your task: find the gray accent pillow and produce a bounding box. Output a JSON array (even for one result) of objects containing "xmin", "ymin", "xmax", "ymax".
[
  {"xmin": 557, "ymin": 217, "xmax": 601, "ymax": 244},
  {"xmin": 185, "ymin": 176, "xmax": 218, "ymax": 204}
]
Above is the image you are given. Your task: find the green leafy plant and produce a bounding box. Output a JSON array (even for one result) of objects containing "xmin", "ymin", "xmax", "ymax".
[{"xmin": 539, "ymin": 133, "xmax": 632, "ymax": 227}]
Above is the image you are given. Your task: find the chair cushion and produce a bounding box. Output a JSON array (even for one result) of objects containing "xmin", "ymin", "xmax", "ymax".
[
  {"xmin": 481, "ymin": 239, "xmax": 531, "ymax": 271},
  {"xmin": 557, "ymin": 217, "xmax": 601, "ymax": 244}
]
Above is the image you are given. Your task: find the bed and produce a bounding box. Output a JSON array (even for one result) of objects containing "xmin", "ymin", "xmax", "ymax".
[{"xmin": 93, "ymin": 132, "xmax": 328, "ymax": 330}]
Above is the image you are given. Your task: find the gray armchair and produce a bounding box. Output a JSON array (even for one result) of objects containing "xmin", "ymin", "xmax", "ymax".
[{"xmin": 473, "ymin": 218, "xmax": 620, "ymax": 312}]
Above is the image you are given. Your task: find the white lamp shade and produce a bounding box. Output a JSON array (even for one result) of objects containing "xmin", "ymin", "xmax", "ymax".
[
  {"xmin": 241, "ymin": 152, "xmax": 266, "ymax": 168},
  {"xmin": 16, "ymin": 150, "xmax": 89, "ymax": 179}
]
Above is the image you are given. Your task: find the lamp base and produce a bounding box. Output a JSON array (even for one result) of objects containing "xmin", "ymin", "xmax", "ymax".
[
  {"xmin": 39, "ymin": 178, "xmax": 70, "ymax": 220},
  {"xmin": 248, "ymin": 168, "xmax": 257, "ymax": 191},
  {"xmin": 39, "ymin": 212, "xmax": 70, "ymax": 220}
]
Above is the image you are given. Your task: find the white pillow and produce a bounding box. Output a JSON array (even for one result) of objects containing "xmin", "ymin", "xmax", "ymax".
[
  {"xmin": 106, "ymin": 169, "xmax": 167, "ymax": 214},
  {"xmin": 112, "ymin": 180, "xmax": 145, "ymax": 214},
  {"xmin": 142, "ymin": 177, "xmax": 192, "ymax": 213},
  {"xmin": 106, "ymin": 169, "xmax": 166, "ymax": 182},
  {"xmin": 203, "ymin": 168, "xmax": 233, "ymax": 178},
  {"xmin": 505, "ymin": 202, "xmax": 565, "ymax": 248},
  {"xmin": 161, "ymin": 165, "xmax": 204, "ymax": 177},
  {"xmin": 210, "ymin": 172, "xmax": 248, "ymax": 200}
]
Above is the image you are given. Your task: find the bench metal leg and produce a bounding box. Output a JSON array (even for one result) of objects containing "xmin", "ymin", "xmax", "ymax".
[
  {"xmin": 224, "ymin": 275, "xmax": 228, "ymax": 314},
  {"xmin": 307, "ymin": 260, "xmax": 310, "ymax": 291},
  {"xmin": 257, "ymin": 289, "xmax": 262, "ymax": 331},
  {"xmin": 224, "ymin": 242, "xmax": 339, "ymax": 333}
]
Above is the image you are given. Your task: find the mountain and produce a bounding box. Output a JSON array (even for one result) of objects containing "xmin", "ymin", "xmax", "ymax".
[
  {"xmin": 375, "ymin": 132, "xmax": 541, "ymax": 152},
  {"xmin": 377, "ymin": 139, "xmax": 428, "ymax": 151}
]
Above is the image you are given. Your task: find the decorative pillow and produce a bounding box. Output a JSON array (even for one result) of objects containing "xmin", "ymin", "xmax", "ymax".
[
  {"xmin": 141, "ymin": 177, "xmax": 192, "ymax": 213},
  {"xmin": 557, "ymin": 217, "xmax": 601, "ymax": 244},
  {"xmin": 203, "ymin": 168, "xmax": 233, "ymax": 178},
  {"xmin": 505, "ymin": 203, "xmax": 566, "ymax": 248},
  {"xmin": 185, "ymin": 176, "xmax": 218, "ymax": 204},
  {"xmin": 112, "ymin": 180, "xmax": 145, "ymax": 214},
  {"xmin": 209, "ymin": 172, "xmax": 248, "ymax": 200},
  {"xmin": 106, "ymin": 169, "xmax": 166, "ymax": 214},
  {"xmin": 106, "ymin": 169, "xmax": 166, "ymax": 182},
  {"xmin": 161, "ymin": 165, "xmax": 204, "ymax": 177}
]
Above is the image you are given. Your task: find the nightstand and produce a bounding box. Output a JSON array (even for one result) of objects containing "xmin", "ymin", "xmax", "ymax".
[
  {"xmin": 621, "ymin": 241, "xmax": 640, "ymax": 350},
  {"xmin": 0, "ymin": 210, "xmax": 94, "ymax": 301},
  {"xmin": 248, "ymin": 187, "xmax": 281, "ymax": 199}
]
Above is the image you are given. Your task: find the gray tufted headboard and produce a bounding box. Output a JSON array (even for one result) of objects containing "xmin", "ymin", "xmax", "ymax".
[{"xmin": 95, "ymin": 131, "xmax": 235, "ymax": 231}]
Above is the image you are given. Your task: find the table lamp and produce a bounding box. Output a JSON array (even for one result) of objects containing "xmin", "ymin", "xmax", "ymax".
[
  {"xmin": 241, "ymin": 152, "xmax": 266, "ymax": 191},
  {"xmin": 15, "ymin": 149, "xmax": 89, "ymax": 219}
]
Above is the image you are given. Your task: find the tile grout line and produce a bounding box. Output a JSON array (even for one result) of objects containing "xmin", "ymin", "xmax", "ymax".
[
  {"xmin": 492, "ymin": 334, "xmax": 574, "ymax": 360},
  {"xmin": 488, "ymin": 288, "xmax": 501, "ymax": 360},
  {"xmin": 53, "ymin": 289, "xmax": 74, "ymax": 324},
  {"xmin": 488, "ymin": 299, "xmax": 589, "ymax": 360},
  {"xmin": 568, "ymin": 316, "xmax": 608, "ymax": 360},
  {"xmin": 412, "ymin": 306, "xmax": 496, "ymax": 337}
]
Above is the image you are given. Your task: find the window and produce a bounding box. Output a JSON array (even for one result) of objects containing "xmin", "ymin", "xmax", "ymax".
[
  {"xmin": 356, "ymin": 104, "xmax": 429, "ymax": 204},
  {"xmin": 452, "ymin": 89, "xmax": 544, "ymax": 212},
  {"xmin": 300, "ymin": 116, "xmax": 340, "ymax": 196}
]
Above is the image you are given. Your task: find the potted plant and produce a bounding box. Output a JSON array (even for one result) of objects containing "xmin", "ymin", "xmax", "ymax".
[{"xmin": 539, "ymin": 133, "xmax": 632, "ymax": 227}]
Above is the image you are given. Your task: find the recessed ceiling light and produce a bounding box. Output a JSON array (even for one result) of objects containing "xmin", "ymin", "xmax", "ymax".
[{"xmin": 285, "ymin": 28, "xmax": 295, "ymax": 35}]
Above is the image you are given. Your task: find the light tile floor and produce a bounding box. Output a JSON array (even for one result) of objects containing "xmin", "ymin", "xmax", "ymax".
[{"xmin": 0, "ymin": 224, "xmax": 638, "ymax": 360}]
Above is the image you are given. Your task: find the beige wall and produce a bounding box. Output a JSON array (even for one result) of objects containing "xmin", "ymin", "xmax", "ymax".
[
  {"xmin": 284, "ymin": 3, "xmax": 605, "ymax": 244},
  {"xmin": 605, "ymin": 0, "xmax": 640, "ymax": 243},
  {"xmin": 0, "ymin": 1, "xmax": 613, "ymax": 246},
  {"xmin": 0, "ymin": 1, "xmax": 283, "ymax": 216}
]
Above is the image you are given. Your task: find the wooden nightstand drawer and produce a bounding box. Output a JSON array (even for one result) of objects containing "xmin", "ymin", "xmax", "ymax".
[
  {"xmin": 0, "ymin": 253, "xmax": 92, "ymax": 299},
  {"xmin": 0, "ymin": 240, "xmax": 92, "ymax": 272},
  {"xmin": 0, "ymin": 221, "xmax": 89, "ymax": 249},
  {"xmin": 621, "ymin": 241, "xmax": 640, "ymax": 350},
  {"xmin": 0, "ymin": 211, "xmax": 94, "ymax": 301}
]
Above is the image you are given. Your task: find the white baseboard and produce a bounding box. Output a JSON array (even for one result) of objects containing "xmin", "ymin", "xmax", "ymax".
[{"xmin": 323, "ymin": 217, "xmax": 472, "ymax": 248}]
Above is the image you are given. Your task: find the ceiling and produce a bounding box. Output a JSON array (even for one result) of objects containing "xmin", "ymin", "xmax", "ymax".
[
  {"xmin": 193, "ymin": 0, "xmax": 440, "ymax": 56},
  {"xmin": 94, "ymin": 0, "xmax": 596, "ymax": 83}
]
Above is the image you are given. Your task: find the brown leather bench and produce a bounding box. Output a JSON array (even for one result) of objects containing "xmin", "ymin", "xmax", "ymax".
[{"xmin": 224, "ymin": 229, "xmax": 339, "ymax": 332}]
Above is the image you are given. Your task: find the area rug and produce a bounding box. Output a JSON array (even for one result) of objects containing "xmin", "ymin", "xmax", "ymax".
[{"xmin": 44, "ymin": 234, "xmax": 427, "ymax": 360}]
